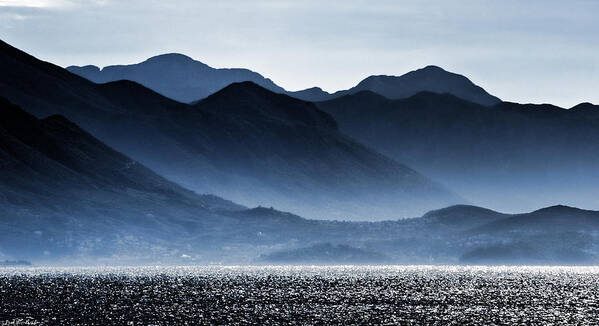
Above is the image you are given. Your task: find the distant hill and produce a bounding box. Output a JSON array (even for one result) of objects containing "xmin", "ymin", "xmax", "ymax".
[
  {"xmin": 0, "ymin": 40, "xmax": 460, "ymax": 220},
  {"xmin": 421, "ymin": 205, "xmax": 508, "ymax": 229},
  {"xmin": 68, "ymin": 56, "xmax": 499, "ymax": 105},
  {"xmin": 382, "ymin": 204, "xmax": 599, "ymax": 264},
  {"xmin": 329, "ymin": 65, "xmax": 500, "ymax": 105},
  {"xmin": 459, "ymin": 205, "xmax": 599, "ymax": 264},
  {"xmin": 67, "ymin": 53, "xmax": 286, "ymax": 103},
  {"xmin": 317, "ymin": 91, "xmax": 599, "ymax": 212}
]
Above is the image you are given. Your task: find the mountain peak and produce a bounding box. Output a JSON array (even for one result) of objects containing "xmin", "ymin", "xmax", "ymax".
[
  {"xmin": 423, "ymin": 205, "xmax": 503, "ymax": 219},
  {"xmin": 419, "ymin": 65, "xmax": 447, "ymax": 72},
  {"xmin": 221, "ymin": 80, "xmax": 264, "ymax": 90},
  {"xmin": 65, "ymin": 64, "xmax": 100, "ymax": 73},
  {"xmin": 342, "ymin": 65, "xmax": 501, "ymax": 106},
  {"xmin": 66, "ymin": 52, "xmax": 286, "ymax": 103},
  {"xmin": 198, "ymin": 81, "xmax": 339, "ymax": 130},
  {"xmin": 144, "ymin": 53, "xmax": 196, "ymax": 64},
  {"xmin": 207, "ymin": 81, "xmax": 276, "ymax": 99},
  {"xmin": 420, "ymin": 205, "xmax": 507, "ymax": 228},
  {"xmin": 530, "ymin": 205, "xmax": 586, "ymax": 215},
  {"xmin": 570, "ymin": 102, "xmax": 598, "ymax": 110}
]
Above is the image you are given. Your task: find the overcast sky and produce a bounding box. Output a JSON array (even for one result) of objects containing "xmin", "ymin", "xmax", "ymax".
[{"xmin": 1, "ymin": 0, "xmax": 597, "ymax": 107}]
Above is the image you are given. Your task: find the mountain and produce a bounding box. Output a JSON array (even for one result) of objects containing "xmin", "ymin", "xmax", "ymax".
[
  {"xmin": 459, "ymin": 205, "xmax": 599, "ymax": 264},
  {"xmin": 67, "ymin": 53, "xmax": 286, "ymax": 103},
  {"xmin": 474, "ymin": 205, "xmax": 599, "ymax": 234},
  {"xmin": 245, "ymin": 204, "xmax": 599, "ymax": 265},
  {"xmin": 0, "ymin": 40, "xmax": 460, "ymax": 220},
  {"xmin": 174, "ymin": 81, "xmax": 461, "ymax": 220},
  {"xmin": 68, "ymin": 56, "xmax": 499, "ymax": 105},
  {"xmin": 67, "ymin": 54, "xmax": 335, "ymax": 103},
  {"xmin": 0, "ymin": 97, "xmax": 243, "ymax": 262},
  {"xmin": 316, "ymin": 91, "xmax": 599, "ymax": 213},
  {"xmin": 330, "ymin": 65, "xmax": 500, "ymax": 105},
  {"xmin": 286, "ymin": 87, "xmax": 333, "ymax": 102},
  {"xmin": 1, "ymin": 111, "xmax": 597, "ymax": 267},
  {"xmin": 421, "ymin": 205, "xmax": 508, "ymax": 229}
]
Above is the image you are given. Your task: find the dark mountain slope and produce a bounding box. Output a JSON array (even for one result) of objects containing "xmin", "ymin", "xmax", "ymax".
[
  {"xmin": 0, "ymin": 40, "xmax": 460, "ymax": 220},
  {"xmin": 317, "ymin": 91, "xmax": 599, "ymax": 212},
  {"xmin": 0, "ymin": 97, "xmax": 245, "ymax": 261},
  {"xmin": 183, "ymin": 82, "xmax": 460, "ymax": 220}
]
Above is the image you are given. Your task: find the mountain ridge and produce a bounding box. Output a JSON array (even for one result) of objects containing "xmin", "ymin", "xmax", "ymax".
[
  {"xmin": 316, "ymin": 89, "xmax": 599, "ymax": 213},
  {"xmin": 67, "ymin": 53, "xmax": 500, "ymax": 105},
  {"xmin": 1, "ymin": 39, "xmax": 461, "ymax": 220}
]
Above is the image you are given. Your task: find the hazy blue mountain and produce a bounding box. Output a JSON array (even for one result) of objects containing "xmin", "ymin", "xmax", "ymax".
[
  {"xmin": 0, "ymin": 97, "xmax": 244, "ymax": 261},
  {"xmin": 316, "ymin": 91, "xmax": 599, "ymax": 213},
  {"xmin": 0, "ymin": 40, "xmax": 460, "ymax": 220},
  {"xmin": 473, "ymin": 205, "xmax": 599, "ymax": 234},
  {"xmin": 329, "ymin": 65, "xmax": 500, "ymax": 105},
  {"xmin": 0, "ymin": 111, "xmax": 597, "ymax": 267},
  {"xmin": 459, "ymin": 205, "xmax": 599, "ymax": 264},
  {"xmin": 286, "ymin": 87, "xmax": 333, "ymax": 102},
  {"xmin": 68, "ymin": 56, "xmax": 499, "ymax": 105},
  {"xmin": 420, "ymin": 205, "xmax": 508, "ymax": 229},
  {"xmin": 232, "ymin": 203, "xmax": 599, "ymax": 265},
  {"xmin": 67, "ymin": 53, "xmax": 286, "ymax": 103},
  {"xmin": 249, "ymin": 204, "xmax": 599, "ymax": 265}
]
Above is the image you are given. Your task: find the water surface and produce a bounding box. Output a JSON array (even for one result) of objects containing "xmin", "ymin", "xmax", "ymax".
[{"xmin": 1, "ymin": 265, "xmax": 598, "ymax": 325}]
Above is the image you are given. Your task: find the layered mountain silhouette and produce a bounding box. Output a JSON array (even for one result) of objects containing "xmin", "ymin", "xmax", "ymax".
[
  {"xmin": 317, "ymin": 91, "xmax": 599, "ymax": 212},
  {"xmin": 0, "ymin": 40, "xmax": 460, "ymax": 220},
  {"xmin": 0, "ymin": 97, "xmax": 243, "ymax": 260},
  {"xmin": 0, "ymin": 108, "xmax": 596, "ymax": 265},
  {"xmin": 67, "ymin": 55, "xmax": 500, "ymax": 105},
  {"xmin": 377, "ymin": 204, "xmax": 599, "ymax": 264},
  {"xmin": 4, "ymin": 39, "xmax": 599, "ymax": 265},
  {"xmin": 233, "ymin": 204, "xmax": 599, "ymax": 264},
  {"xmin": 327, "ymin": 65, "xmax": 500, "ymax": 105}
]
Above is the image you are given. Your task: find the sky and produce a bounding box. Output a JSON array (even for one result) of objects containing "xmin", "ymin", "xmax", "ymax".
[{"xmin": 1, "ymin": 0, "xmax": 597, "ymax": 107}]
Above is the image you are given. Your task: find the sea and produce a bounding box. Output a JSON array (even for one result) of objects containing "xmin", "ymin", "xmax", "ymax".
[{"xmin": 0, "ymin": 265, "xmax": 598, "ymax": 325}]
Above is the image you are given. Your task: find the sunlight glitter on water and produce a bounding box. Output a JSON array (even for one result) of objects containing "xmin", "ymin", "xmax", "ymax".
[{"xmin": 1, "ymin": 265, "xmax": 599, "ymax": 325}]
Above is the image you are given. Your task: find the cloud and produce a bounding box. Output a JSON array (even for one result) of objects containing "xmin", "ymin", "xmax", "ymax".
[
  {"xmin": 0, "ymin": 0, "xmax": 107, "ymax": 8},
  {"xmin": 0, "ymin": 0, "xmax": 66, "ymax": 7}
]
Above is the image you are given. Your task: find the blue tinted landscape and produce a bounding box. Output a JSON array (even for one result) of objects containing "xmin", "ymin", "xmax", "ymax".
[{"xmin": 1, "ymin": 1, "xmax": 598, "ymax": 324}]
